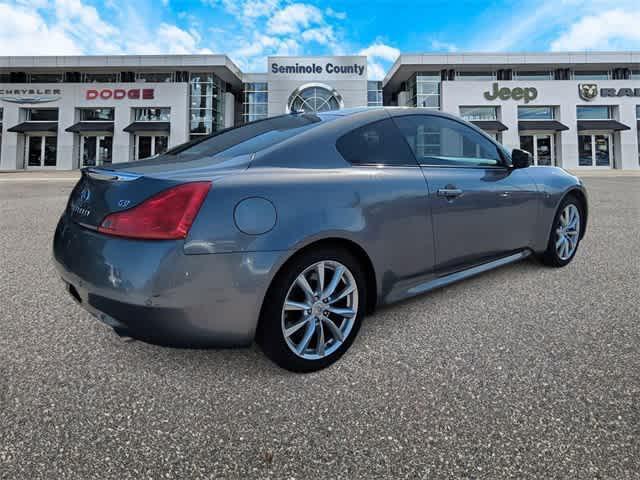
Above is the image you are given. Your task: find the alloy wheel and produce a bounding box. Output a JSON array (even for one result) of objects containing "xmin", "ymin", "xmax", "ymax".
[
  {"xmin": 281, "ymin": 260, "xmax": 359, "ymax": 360},
  {"xmin": 555, "ymin": 204, "xmax": 580, "ymax": 261}
]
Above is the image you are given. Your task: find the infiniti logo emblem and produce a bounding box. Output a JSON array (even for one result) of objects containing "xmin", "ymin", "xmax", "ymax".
[{"xmin": 79, "ymin": 188, "xmax": 91, "ymax": 203}]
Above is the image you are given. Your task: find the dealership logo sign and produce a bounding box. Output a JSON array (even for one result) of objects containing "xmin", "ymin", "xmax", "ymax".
[
  {"xmin": 483, "ymin": 83, "xmax": 538, "ymax": 103},
  {"xmin": 271, "ymin": 62, "xmax": 365, "ymax": 76},
  {"xmin": 0, "ymin": 88, "xmax": 62, "ymax": 104},
  {"xmin": 578, "ymin": 84, "xmax": 598, "ymax": 101},
  {"xmin": 579, "ymin": 84, "xmax": 640, "ymax": 101},
  {"xmin": 86, "ymin": 88, "xmax": 155, "ymax": 100}
]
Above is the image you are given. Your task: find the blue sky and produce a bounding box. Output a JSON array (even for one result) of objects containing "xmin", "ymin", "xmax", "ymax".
[{"xmin": 2, "ymin": 0, "xmax": 640, "ymax": 78}]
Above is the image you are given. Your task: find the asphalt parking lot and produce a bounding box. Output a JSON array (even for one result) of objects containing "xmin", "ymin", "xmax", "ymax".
[{"xmin": 0, "ymin": 175, "xmax": 638, "ymax": 479}]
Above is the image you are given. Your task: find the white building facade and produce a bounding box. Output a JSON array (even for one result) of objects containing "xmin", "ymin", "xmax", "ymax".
[
  {"xmin": 385, "ymin": 52, "xmax": 640, "ymax": 170},
  {"xmin": 1, "ymin": 52, "xmax": 639, "ymax": 171}
]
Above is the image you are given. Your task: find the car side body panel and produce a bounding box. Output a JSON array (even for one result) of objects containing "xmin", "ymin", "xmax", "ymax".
[
  {"xmin": 186, "ymin": 164, "xmax": 436, "ymax": 306},
  {"xmin": 520, "ymin": 166, "xmax": 589, "ymax": 251}
]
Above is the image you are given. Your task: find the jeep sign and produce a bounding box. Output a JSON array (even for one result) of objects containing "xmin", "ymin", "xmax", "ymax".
[{"xmin": 483, "ymin": 83, "xmax": 538, "ymax": 103}]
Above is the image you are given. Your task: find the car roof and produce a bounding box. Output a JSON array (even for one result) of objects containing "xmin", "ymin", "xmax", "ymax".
[{"xmin": 317, "ymin": 106, "xmax": 468, "ymax": 123}]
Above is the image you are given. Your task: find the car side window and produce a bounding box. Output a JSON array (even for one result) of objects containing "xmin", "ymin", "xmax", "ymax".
[
  {"xmin": 393, "ymin": 115, "xmax": 502, "ymax": 167},
  {"xmin": 336, "ymin": 118, "xmax": 417, "ymax": 166}
]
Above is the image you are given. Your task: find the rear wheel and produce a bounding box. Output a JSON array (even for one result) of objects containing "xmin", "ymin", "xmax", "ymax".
[
  {"xmin": 540, "ymin": 195, "xmax": 583, "ymax": 267},
  {"xmin": 257, "ymin": 248, "xmax": 366, "ymax": 372}
]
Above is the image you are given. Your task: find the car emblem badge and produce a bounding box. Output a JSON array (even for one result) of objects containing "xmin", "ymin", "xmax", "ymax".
[
  {"xmin": 79, "ymin": 188, "xmax": 91, "ymax": 203},
  {"xmin": 578, "ymin": 83, "xmax": 598, "ymax": 101}
]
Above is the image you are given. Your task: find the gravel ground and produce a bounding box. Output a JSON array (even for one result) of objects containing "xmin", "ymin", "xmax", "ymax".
[{"xmin": 0, "ymin": 177, "xmax": 638, "ymax": 479}]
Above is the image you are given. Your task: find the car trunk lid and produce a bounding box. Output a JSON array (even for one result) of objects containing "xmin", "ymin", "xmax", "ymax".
[{"xmin": 67, "ymin": 153, "xmax": 251, "ymax": 230}]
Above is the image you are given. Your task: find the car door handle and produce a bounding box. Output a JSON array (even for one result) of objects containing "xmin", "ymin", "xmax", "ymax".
[
  {"xmin": 499, "ymin": 191, "xmax": 511, "ymax": 198},
  {"xmin": 437, "ymin": 188, "xmax": 463, "ymax": 198}
]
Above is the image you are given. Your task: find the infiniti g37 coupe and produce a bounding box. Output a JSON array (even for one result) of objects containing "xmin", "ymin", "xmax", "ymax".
[{"xmin": 54, "ymin": 108, "xmax": 588, "ymax": 372}]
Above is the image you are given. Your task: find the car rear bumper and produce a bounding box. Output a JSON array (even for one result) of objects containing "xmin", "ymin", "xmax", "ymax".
[{"xmin": 53, "ymin": 213, "xmax": 284, "ymax": 347}]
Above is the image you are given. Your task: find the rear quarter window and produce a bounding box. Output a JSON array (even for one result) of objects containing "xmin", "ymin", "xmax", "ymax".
[{"xmin": 336, "ymin": 118, "xmax": 417, "ymax": 166}]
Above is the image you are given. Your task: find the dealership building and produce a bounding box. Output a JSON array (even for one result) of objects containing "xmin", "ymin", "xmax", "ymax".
[{"xmin": 1, "ymin": 51, "xmax": 639, "ymax": 171}]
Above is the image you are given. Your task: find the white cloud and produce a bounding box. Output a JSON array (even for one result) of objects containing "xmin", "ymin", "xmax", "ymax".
[
  {"xmin": 267, "ymin": 3, "xmax": 323, "ymax": 35},
  {"xmin": 0, "ymin": 3, "xmax": 82, "ymax": 55},
  {"xmin": 301, "ymin": 26, "xmax": 335, "ymax": 45},
  {"xmin": 430, "ymin": 40, "xmax": 458, "ymax": 52},
  {"xmin": 551, "ymin": 9, "xmax": 640, "ymax": 50},
  {"xmin": 0, "ymin": 0, "xmax": 213, "ymax": 56},
  {"xmin": 243, "ymin": 0, "xmax": 279, "ymax": 19},
  {"xmin": 325, "ymin": 7, "xmax": 346, "ymax": 20},
  {"xmin": 54, "ymin": 0, "xmax": 118, "ymax": 37},
  {"xmin": 154, "ymin": 24, "xmax": 210, "ymax": 54},
  {"xmin": 358, "ymin": 42, "xmax": 400, "ymax": 62},
  {"xmin": 358, "ymin": 41, "xmax": 400, "ymax": 80}
]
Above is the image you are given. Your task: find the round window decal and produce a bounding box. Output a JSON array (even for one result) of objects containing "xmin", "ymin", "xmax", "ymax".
[{"xmin": 287, "ymin": 83, "xmax": 344, "ymax": 114}]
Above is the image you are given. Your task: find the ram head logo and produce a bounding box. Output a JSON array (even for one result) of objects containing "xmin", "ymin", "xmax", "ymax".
[{"xmin": 579, "ymin": 84, "xmax": 598, "ymax": 101}]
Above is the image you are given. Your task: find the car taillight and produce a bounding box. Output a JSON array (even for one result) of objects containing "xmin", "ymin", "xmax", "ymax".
[{"xmin": 98, "ymin": 181, "xmax": 211, "ymax": 240}]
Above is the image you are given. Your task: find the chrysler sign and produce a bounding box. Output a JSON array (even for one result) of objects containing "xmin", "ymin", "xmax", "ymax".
[{"xmin": 0, "ymin": 88, "xmax": 62, "ymax": 104}]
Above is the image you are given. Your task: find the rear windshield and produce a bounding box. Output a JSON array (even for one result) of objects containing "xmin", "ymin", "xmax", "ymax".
[{"xmin": 166, "ymin": 113, "xmax": 324, "ymax": 159}]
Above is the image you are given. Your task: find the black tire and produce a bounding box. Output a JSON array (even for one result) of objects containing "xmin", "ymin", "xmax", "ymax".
[
  {"xmin": 540, "ymin": 194, "xmax": 584, "ymax": 267},
  {"xmin": 256, "ymin": 247, "xmax": 366, "ymax": 373}
]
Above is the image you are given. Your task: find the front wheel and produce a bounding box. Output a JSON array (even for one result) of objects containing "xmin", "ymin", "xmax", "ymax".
[
  {"xmin": 540, "ymin": 195, "xmax": 583, "ymax": 267},
  {"xmin": 257, "ymin": 248, "xmax": 366, "ymax": 372}
]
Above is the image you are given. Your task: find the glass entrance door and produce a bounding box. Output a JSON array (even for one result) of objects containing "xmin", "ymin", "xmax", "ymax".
[
  {"xmin": 578, "ymin": 134, "xmax": 612, "ymax": 167},
  {"xmin": 26, "ymin": 135, "xmax": 57, "ymax": 168},
  {"xmin": 135, "ymin": 134, "xmax": 168, "ymax": 160},
  {"xmin": 81, "ymin": 135, "xmax": 112, "ymax": 167},
  {"xmin": 519, "ymin": 134, "xmax": 555, "ymax": 166}
]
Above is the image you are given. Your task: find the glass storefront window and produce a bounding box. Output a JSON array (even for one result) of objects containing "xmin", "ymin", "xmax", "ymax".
[
  {"xmin": 27, "ymin": 108, "xmax": 58, "ymax": 121},
  {"xmin": 407, "ymin": 73, "xmax": 440, "ymax": 109},
  {"xmin": 518, "ymin": 106, "xmax": 555, "ymax": 119},
  {"xmin": 242, "ymin": 82, "xmax": 268, "ymax": 124},
  {"xmin": 576, "ymin": 106, "xmax": 612, "ymax": 120},
  {"xmin": 81, "ymin": 135, "xmax": 112, "ymax": 166},
  {"xmin": 367, "ymin": 81, "xmax": 382, "ymax": 107},
  {"xmin": 574, "ymin": 70, "xmax": 610, "ymax": 80},
  {"xmin": 288, "ymin": 85, "xmax": 342, "ymax": 113},
  {"xmin": 520, "ymin": 134, "xmax": 555, "ymax": 166},
  {"xmin": 27, "ymin": 136, "xmax": 43, "ymax": 167},
  {"xmin": 455, "ymin": 71, "xmax": 496, "ymax": 81},
  {"xmin": 579, "ymin": 134, "xmax": 612, "ymax": 167},
  {"xmin": 135, "ymin": 72, "xmax": 174, "ymax": 83},
  {"xmin": 136, "ymin": 135, "xmax": 168, "ymax": 159},
  {"xmin": 134, "ymin": 107, "xmax": 170, "ymax": 121},
  {"xmin": 637, "ymin": 106, "xmax": 640, "ymax": 165},
  {"xmin": 80, "ymin": 108, "xmax": 114, "ymax": 121},
  {"xmin": 28, "ymin": 73, "xmax": 63, "ymax": 83},
  {"xmin": 83, "ymin": 72, "xmax": 120, "ymax": 83},
  {"xmin": 245, "ymin": 92, "xmax": 268, "ymax": 104},
  {"xmin": 243, "ymin": 104, "xmax": 268, "ymax": 115},
  {"xmin": 190, "ymin": 72, "xmax": 225, "ymax": 137},
  {"xmin": 460, "ymin": 106, "xmax": 498, "ymax": 121},
  {"xmin": 594, "ymin": 135, "xmax": 611, "ymax": 166},
  {"xmin": 27, "ymin": 135, "xmax": 57, "ymax": 167},
  {"xmin": 515, "ymin": 71, "xmax": 554, "ymax": 80}
]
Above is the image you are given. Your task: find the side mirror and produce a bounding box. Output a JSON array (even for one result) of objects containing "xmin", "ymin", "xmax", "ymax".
[{"xmin": 511, "ymin": 148, "xmax": 532, "ymax": 168}]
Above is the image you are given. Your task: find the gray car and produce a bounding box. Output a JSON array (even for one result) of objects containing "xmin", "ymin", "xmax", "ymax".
[{"xmin": 53, "ymin": 107, "xmax": 588, "ymax": 372}]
